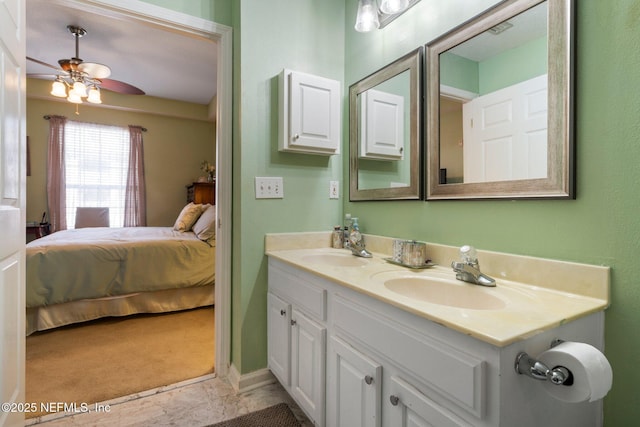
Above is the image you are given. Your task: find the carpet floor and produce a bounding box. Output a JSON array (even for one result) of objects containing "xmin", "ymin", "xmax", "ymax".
[{"xmin": 25, "ymin": 306, "xmax": 214, "ymax": 419}]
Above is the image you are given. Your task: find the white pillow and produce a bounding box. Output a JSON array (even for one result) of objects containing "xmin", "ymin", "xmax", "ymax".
[
  {"xmin": 192, "ymin": 204, "xmax": 216, "ymax": 242},
  {"xmin": 173, "ymin": 203, "xmax": 205, "ymax": 232}
]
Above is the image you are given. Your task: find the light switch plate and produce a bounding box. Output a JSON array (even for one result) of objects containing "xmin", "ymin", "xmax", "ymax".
[
  {"xmin": 255, "ymin": 177, "xmax": 284, "ymax": 199},
  {"xmin": 329, "ymin": 180, "xmax": 339, "ymax": 199}
]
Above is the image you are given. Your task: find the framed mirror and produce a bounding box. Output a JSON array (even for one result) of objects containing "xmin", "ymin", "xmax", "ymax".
[
  {"xmin": 350, "ymin": 47, "xmax": 423, "ymax": 201},
  {"xmin": 426, "ymin": 0, "xmax": 574, "ymax": 200}
]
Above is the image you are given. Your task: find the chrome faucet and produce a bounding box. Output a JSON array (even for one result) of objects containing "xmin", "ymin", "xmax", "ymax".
[
  {"xmin": 451, "ymin": 245, "xmax": 496, "ymax": 287},
  {"xmin": 348, "ymin": 218, "xmax": 372, "ymax": 258}
]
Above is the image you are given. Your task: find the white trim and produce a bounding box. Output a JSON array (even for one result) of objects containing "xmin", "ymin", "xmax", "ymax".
[
  {"xmin": 440, "ymin": 84, "xmax": 478, "ymax": 102},
  {"xmin": 227, "ymin": 364, "xmax": 277, "ymax": 393},
  {"xmin": 48, "ymin": 0, "xmax": 233, "ymax": 379}
]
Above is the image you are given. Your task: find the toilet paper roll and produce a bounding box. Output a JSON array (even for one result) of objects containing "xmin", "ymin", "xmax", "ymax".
[{"xmin": 537, "ymin": 341, "xmax": 613, "ymax": 403}]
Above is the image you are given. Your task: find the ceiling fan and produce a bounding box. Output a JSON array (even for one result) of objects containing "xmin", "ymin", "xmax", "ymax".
[{"xmin": 27, "ymin": 25, "xmax": 145, "ymax": 104}]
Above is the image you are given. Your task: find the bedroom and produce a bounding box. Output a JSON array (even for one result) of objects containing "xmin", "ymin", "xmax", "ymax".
[{"xmin": 23, "ymin": 0, "xmax": 221, "ymax": 410}]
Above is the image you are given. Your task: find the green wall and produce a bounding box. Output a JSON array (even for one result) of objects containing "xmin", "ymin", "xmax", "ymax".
[
  {"xmin": 148, "ymin": 0, "xmax": 640, "ymax": 425},
  {"xmin": 344, "ymin": 1, "xmax": 640, "ymax": 425},
  {"xmin": 479, "ymin": 36, "xmax": 547, "ymax": 94},
  {"xmin": 231, "ymin": 0, "xmax": 345, "ymax": 374},
  {"xmin": 441, "ymin": 36, "xmax": 547, "ymax": 95},
  {"xmin": 140, "ymin": 0, "xmax": 232, "ymax": 26}
]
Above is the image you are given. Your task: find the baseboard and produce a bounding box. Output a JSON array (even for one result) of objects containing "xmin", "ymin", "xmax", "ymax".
[{"xmin": 227, "ymin": 364, "xmax": 276, "ymax": 393}]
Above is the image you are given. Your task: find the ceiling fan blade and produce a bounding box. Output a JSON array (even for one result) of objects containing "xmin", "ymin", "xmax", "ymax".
[
  {"xmin": 99, "ymin": 79, "xmax": 145, "ymax": 95},
  {"xmin": 27, "ymin": 56, "xmax": 64, "ymax": 73},
  {"xmin": 27, "ymin": 73, "xmax": 57, "ymax": 79},
  {"xmin": 78, "ymin": 62, "xmax": 111, "ymax": 79}
]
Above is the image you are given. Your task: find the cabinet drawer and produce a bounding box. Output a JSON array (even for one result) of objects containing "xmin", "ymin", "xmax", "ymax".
[
  {"xmin": 387, "ymin": 375, "xmax": 473, "ymax": 427},
  {"xmin": 268, "ymin": 260, "xmax": 327, "ymax": 322},
  {"xmin": 333, "ymin": 294, "xmax": 485, "ymax": 418}
]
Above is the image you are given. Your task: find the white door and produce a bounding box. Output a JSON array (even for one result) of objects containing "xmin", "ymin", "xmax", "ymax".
[
  {"xmin": 327, "ymin": 336, "xmax": 382, "ymax": 427},
  {"xmin": 291, "ymin": 308, "xmax": 326, "ymax": 426},
  {"xmin": 0, "ymin": 1, "xmax": 26, "ymax": 426},
  {"xmin": 463, "ymin": 74, "xmax": 547, "ymax": 183}
]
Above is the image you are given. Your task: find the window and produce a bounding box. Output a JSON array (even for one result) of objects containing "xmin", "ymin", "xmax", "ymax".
[{"xmin": 65, "ymin": 121, "xmax": 130, "ymax": 228}]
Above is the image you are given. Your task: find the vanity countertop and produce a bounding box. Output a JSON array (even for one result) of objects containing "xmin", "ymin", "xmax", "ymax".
[{"xmin": 265, "ymin": 232, "xmax": 610, "ymax": 347}]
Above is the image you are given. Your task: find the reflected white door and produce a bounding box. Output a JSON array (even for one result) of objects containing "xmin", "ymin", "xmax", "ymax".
[
  {"xmin": 0, "ymin": 0, "xmax": 26, "ymax": 426},
  {"xmin": 463, "ymin": 74, "xmax": 547, "ymax": 183}
]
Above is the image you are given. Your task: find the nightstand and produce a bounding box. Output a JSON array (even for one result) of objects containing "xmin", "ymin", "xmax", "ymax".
[
  {"xmin": 186, "ymin": 182, "xmax": 215, "ymax": 205},
  {"xmin": 26, "ymin": 223, "xmax": 50, "ymax": 240}
]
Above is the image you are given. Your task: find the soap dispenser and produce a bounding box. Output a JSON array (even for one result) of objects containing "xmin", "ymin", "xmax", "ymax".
[{"xmin": 343, "ymin": 213, "xmax": 352, "ymax": 249}]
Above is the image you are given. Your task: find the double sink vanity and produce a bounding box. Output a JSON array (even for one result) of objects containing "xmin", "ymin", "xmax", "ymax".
[{"xmin": 266, "ymin": 232, "xmax": 609, "ymax": 427}]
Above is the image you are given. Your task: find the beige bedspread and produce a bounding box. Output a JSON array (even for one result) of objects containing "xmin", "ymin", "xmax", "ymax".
[{"xmin": 26, "ymin": 227, "xmax": 215, "ymax": 308}]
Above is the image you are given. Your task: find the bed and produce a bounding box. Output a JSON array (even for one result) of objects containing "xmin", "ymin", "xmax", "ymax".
[{"xmin": 26, "ymin": 212, "xmax": 216, "ymax": 335}]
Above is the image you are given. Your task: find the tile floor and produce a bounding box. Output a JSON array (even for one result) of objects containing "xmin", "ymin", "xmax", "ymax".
[{"xmin": 26, "ymin": 374, "xmax": 312, "ymax": 427}]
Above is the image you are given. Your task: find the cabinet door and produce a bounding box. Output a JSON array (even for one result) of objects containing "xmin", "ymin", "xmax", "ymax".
[
  {"xmin": 387, "ymin": 376, "xmax": 472, "ymax": 427},
  {"xmin": 280, "ymin": 69, "xmax": 341, "ymax": 155},
  {"xmin": 291, "ymin": 308, "xmax": 326, "ymax": 426},
  {"xmin": 267, "ymin": 293, "xmax": 291, "ymax": 386},
  {"xmin": 360, "ymin": 88, "xmax": 405, "ymax": 160},
  {"xmin": 327, "ymin": 336, "xmax": 382, "ymax": 427}
]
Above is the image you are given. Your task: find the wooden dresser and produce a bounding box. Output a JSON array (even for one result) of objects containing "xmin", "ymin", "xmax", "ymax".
[{"xmin": 186, "ymin": 182, "xmax": 215, "ymax": 205}]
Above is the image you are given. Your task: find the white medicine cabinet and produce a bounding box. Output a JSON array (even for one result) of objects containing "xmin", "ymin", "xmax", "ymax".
[{"xmin": 279, "ymin": 69, "xmax": 341, "ymax": 155}]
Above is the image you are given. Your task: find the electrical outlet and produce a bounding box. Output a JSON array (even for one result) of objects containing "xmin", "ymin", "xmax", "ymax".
[
  {"xmin": 255, "ymin": 177, "xmax": 284, "ymax": 199},
  {"xmin": 329, "ymin": 180, "xmax": 339, "ymax": 199}
]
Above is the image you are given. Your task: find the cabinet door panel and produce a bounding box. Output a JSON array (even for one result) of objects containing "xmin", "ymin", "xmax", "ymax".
[
  {"xmin": 290, "ymin": 71, "xmax": 340, "ymax": 153},
  {"xmin": 328, "ymin": 336, "xmax": 382, "ymax": 427},
  {"xmin": 267, "ymin": 293, "xmax": 291, "ymax": 385},
  {"xmin": 291, "ymin": 308, "xmax": 326, "ymax": 426},
  {"xmin": 388, "ymin": 376, "xmax": 472, "ymax": 427}
]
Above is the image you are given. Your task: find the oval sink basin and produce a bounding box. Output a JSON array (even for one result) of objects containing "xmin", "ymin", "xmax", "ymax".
[
  {"xmin": 301, "ymin": 253, "xmax": 368, "ymax": 267},
  {"xmin": 384, "ymin": 276, "xmax": 505, "ymax": 310}
]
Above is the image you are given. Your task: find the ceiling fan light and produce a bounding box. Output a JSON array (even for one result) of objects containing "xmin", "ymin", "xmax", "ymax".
[
  {"xmin": 379, "ymin": 0, "xmax": 409, "ymax": 14},
  {"xmin": 87, "ymin": 87, "xmax": 102, "ymax": 104},
  {"xmin": 355, "ymin": 0, "xmax": 380, "ymax": 32},
  {"xmin": 51, "ymin": 80, "xmax": 67, "ymax": 98},
  {"xmin": 67, "ymin": 91, "xmax": 83, "ymax": 104},
  {"xmin": 72, "ymin": 81, "xmax": 88, "ymax": 98}
]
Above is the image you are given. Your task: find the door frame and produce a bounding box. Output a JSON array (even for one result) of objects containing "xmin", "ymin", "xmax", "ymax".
[{"xmin": 44, "ymin": 0, "xmax": 233, "ymax": 377}]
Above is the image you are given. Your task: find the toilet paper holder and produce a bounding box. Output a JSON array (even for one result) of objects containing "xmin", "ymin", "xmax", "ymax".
[{"xmin": 515, "ymin": 339, "xmax": 574, "ymax": 386}]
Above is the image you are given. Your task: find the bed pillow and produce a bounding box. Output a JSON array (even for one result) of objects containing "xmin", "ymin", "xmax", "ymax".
[
  {"xmin": 173, "ymin": 202, "xmax": 205, "ymax": 232},
  {"xmin": 192, "ymin": 204, "xmax": 216, "ymax": 242}
]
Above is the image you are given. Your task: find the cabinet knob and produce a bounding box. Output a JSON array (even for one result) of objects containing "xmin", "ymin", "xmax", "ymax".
[
  {"xmin": 280, "ymin": 309, "xmax": 286, "ymax": 316},
  {"xmin": 389, "ymin": 395, "xmax": 400, "ymax": 406},
  {"xmin": 293, "ymin": 134, "xmax": 300, "ymax": 141},
  {"xmin": 364, "ymin": 375, "xmax": 374, "ymax": 385},
  {"xmin": 399, "ymin": 147, "xmax": 403, "ymax": 153},
  {"xmin": 291, "ymin": 319, "xmax": 297, "ymax": 326}
]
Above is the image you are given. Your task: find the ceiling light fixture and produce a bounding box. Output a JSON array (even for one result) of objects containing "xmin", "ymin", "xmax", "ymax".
[
  {"xmin": 355, "ymin": 0, "xmax": 421, "ymax": 33},
  {"xmin": 379, "ymin": 0, "xmax": 409, "ymax": 15},
  {"xmin": 355, "ymin": 0, "xmax": 380, "ymax": 32},
  {"xmin": 48, "ymin": 26, "xmax": 107, "ymax": 105}
]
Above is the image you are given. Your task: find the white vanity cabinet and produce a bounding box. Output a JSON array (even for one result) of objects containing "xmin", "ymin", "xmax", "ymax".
[
  {"xmin": 330, "ymin": 293, "xmax": 486, "ymax": 427},
  {"xmin": 267, "ymin": 256, "xmax": 607, "ymax": 427},
  {"xmin": 267, "ymin": 261, "xmax": 327, "ymax": 426}
]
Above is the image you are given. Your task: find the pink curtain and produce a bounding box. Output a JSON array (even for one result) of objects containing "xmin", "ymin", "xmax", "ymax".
[
  {"xmin": 124, "ymin": 125, "xmax": 147, "ymax": 227},
  {"xmin": 46, "ymin": 115, "xmax": 67, "ymax": 231}
]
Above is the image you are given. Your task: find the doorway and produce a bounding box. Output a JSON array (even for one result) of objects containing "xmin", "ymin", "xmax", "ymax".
[{"xmin": 24, "ymin": 0, "xmax": 232, "ymax": 398}]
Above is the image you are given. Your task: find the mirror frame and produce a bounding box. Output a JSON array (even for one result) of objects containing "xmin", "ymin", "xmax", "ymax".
[
  {"xmin": 350, "ymin": 47, "xmax": 423, "ymax": 201},
  {"xmin": 425, "ymin": 0, "xmax": 575, "ymax": 200}
]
